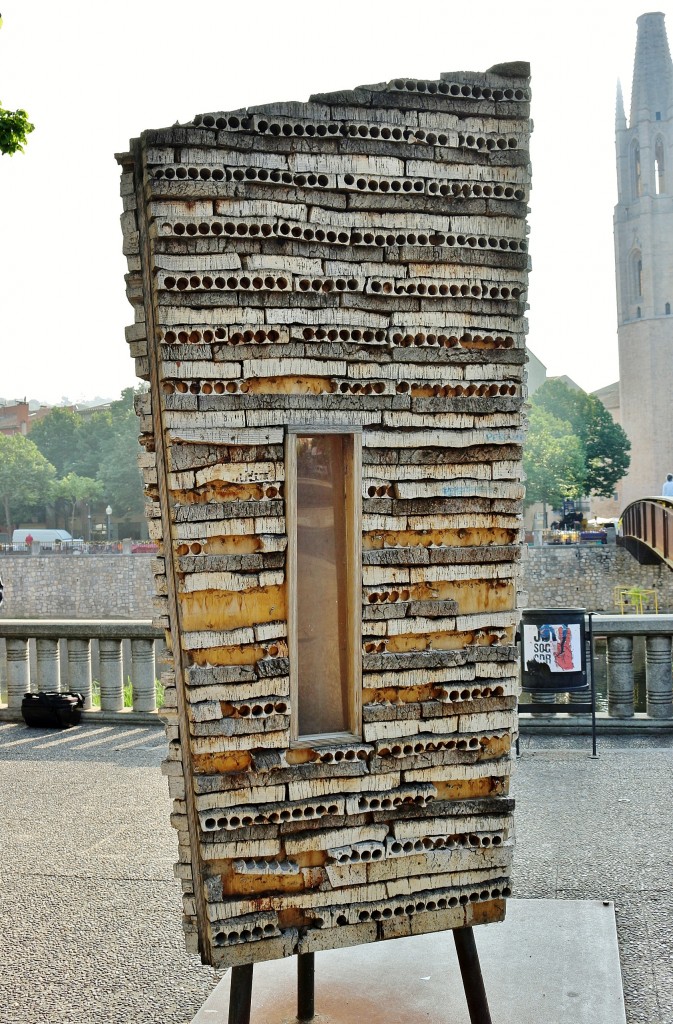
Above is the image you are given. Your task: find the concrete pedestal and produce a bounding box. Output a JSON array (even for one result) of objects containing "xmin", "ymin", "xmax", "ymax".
[{"xmin": 192, "ymin": 899, "xmax": 625, "ymax": 1024}]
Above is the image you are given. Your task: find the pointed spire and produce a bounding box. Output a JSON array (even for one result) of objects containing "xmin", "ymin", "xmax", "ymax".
[
  {"xmin": 630, "ymin": 12, "xmax": 673, "ymax": 126},
  {"xmin": 616, "ymin": 79, "xmax": 627, "ymax": 130}
]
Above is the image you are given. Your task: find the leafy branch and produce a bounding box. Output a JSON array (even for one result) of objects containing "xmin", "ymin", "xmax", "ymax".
[{"xmin": 0, "ymin": 104, "xmax": 34, "ymax": 155}]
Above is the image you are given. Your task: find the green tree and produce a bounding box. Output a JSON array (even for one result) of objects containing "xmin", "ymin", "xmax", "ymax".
[
  {"xmin": 1, "ymin": 16, "xmax": 35, "ymax": 156},
  {"xmin": 54, "ymin": 473, "xmax": 103, "ymax": 537},
  {"xmin": 110, "ymin": 387, "xmax": 137, "ymax": 415},
  {"xmin": 523, "ymin": 406, "xmax": 585, "ymax": 522},
  {"xmin": 29, "ymin": 407, "xmax": 83, "ymax": 476},
  {"xmin": 74, "ymin": 410, "xmax": 115, "ymax": 478},
  {"xmin": 0, "ymin": 104, "xmax": 34, "ymax": 155},
  {"xmin": 96, "ymin": 407, "xmax": 145, "ymax": 520},
  {"xmin": 95, "ymin": 387, "xmax": 146, "ymax": 520},
  {"xmin": 532, "ymin": 379, "xmax": 631, "ymax": 497},
  {"xmin": 0, "ymin": 434, "xmax": 56, "ymax": 535},
  {"xmin": 29, "ymin": 389, "xmax": 146, "ymax": 531}
]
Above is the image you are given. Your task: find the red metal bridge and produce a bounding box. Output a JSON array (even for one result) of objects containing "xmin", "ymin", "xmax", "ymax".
[{"xmin": 619, "ymin": 497, "xmax": 673, "ymax": 568}]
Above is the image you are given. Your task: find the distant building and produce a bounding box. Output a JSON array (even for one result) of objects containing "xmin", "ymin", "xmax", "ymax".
[
  {"xmin": 78, "ymin": 400, "xmax": 113, "ymax": 419},
  {"xmin": 525, "ymin": 348, "xmax": 546, "ymax": 396},
  {"xmin": 0, "ymin": 400, "xmax": 29, "ymax": 436},
  {"xmin": 611, "ymin": 12, "xmax": 673, "ymax": 505}
]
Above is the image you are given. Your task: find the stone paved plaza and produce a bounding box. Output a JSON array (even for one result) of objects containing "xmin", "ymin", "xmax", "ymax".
[{"xmin": 1, "ymin": 721, "xmax": 672, "ymax": 1023}]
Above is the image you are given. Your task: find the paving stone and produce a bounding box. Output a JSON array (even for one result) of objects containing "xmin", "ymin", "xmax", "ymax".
[{"xmin": 2, "ymin": 725, "xmax": 672, "ymax": 1022}]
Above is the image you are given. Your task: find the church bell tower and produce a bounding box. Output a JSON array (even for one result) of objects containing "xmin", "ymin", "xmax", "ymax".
[{"xmin": 615, "ymin": 11, "xmax": 673, "ymax": 505}]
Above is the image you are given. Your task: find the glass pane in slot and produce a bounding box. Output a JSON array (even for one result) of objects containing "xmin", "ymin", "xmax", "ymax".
[{"xmin": 296, "ymin": 434, "xmax": 349, "ymax": 735}]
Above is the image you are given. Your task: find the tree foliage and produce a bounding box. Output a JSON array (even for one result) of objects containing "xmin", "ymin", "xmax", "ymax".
[
  {"xmin": 96, "ymin": 395, "xmax": 145, "ymax": 520},
  {"xmin": 29, "ymin": 388, "xmax": 146, "ymax": 526},
  {"xmin": 0, "ymin": 434, "xmax": 56, "ymax": 534},
  {"xmin": 0, "ymin": 104, "xmax": 34, "ymax": 155},
  {"xmin": 523, "ymin": 406, "xmax": 586, "ymax": 510},
  {"xmin": 29, "ymin": 408, "xmax": 83, "ymax": 476},
  {"xmin": 1, "ymin": 16, "xmax": 35, "ymax": 156},
  {"xmin": 54, "ymin": 473, "xmax": 104, "ymax": 536},
  {"xmin": 528, "ymin": 379, "xmax": 631, "ymax": 499}
]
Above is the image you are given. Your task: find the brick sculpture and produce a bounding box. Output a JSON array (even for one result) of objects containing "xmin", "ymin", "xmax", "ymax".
[{"xmin": 118, "ymin": 62, "xmax": 531, "ymax": 968}]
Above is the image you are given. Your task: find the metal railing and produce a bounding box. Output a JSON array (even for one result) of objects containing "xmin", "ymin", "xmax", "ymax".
[
  {"xmin": 0, "ymin": 619, "xmax": 164, "ymax": 719},
  {"xmin": 620, "ymin": 496, "xmax": 673, "ymax": 568},
  {"xmin": 0, "ymin": 542, "xmax": 158, "ymax": 555}
]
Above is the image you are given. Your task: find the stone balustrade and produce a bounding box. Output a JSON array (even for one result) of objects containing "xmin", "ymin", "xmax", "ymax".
[
  {"xmin": 1, "ymin": 614, "xmax": 672, "ymax": 727},
  {"xmin": 522, "ymin": 613, "xmax": 673, "ymax": 729},
  {"xmin": 596, "ymin": 614, "xmax": 673, "ymax": 719},
  {"xmin": 0, "ymin": 619, "xmax": 164, "ymax": 720}
]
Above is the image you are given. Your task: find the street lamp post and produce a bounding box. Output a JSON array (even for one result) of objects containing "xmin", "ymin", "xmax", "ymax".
[{"xmin": 106, "ymin": 505, "xmax": 112, "ymax": 541}]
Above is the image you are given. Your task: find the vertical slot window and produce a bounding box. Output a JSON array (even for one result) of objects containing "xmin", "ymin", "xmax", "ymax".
[
  {"xmin": 655, "ymin": 137, "xmax": 665, "ymax": 194},
  {"xmin": 631, "ymin": 250, "xmax": 643, "ymax": 301},
  {"xmin": 633, "ymin": 142, "xmax": 642, "ymax": 198},
  {"xmin": 287, "ymin": 429, "xmax": 361, "ymax": 740}
]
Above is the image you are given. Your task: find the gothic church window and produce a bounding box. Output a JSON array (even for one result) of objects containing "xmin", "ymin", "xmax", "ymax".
[
  {"xmin": 631, "ymin": 250, "xmax": 643, "ymax": 301},
  {"xmin": 632, "ymin": 142, "xmax": 642, "ymax": 198},
  {"xmin": 655, "ymin": 137, "xmax": 665, "ymax": 194}
]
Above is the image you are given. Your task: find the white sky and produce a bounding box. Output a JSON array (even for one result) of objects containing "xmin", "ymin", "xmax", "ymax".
[{"xmin": 0, "ymin": 0, "xmax": 665, "ymax": 405}]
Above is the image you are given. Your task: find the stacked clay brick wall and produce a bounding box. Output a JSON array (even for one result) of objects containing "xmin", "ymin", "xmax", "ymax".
[{"xmin": 118, "ymin": 64, "xmax": 531, "ymax": 967}]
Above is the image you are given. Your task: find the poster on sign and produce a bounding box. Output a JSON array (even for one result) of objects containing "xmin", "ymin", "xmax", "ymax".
[{"xmin": 522, "ymin": 621, "xmax": 582, "ymax": 674}]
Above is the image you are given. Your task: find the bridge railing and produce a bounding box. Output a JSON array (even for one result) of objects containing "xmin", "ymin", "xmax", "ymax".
[
  {"xmin": 620, "ymin": 497, "xmax": 673, "ymax": 567},
  {"xmin": 0, "ymin": 619, "xmax": 165, "ymax": 720}
]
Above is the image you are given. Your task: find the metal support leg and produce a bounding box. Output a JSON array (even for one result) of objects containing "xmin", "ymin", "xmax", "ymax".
[
  {"xmin": 453, "ymin": 927, "xmax": 493, "ymax": 1024},
  {"xmin": 228, "ymin": 963, "xmax": 254, "ymax": 1024},
  {"xmin": 297, "ymin": 952, "xmax": 315, "ymax": 1021},
  {"xmin": 588, "ymin": 614, "xmax": 598, "ymax": 758}
]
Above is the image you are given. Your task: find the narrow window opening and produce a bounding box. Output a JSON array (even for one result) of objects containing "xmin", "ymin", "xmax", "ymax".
[
  {"xmin": 666, "ymin": 302, "xmax": 671, "ymax": 315},
  {"xmin": 287, "ymin": 429, "xmax": 361, "ymax": 740},
  {"xmin": 633, "ymin": 143, "xmax": 642, "ymax": 198},
  {"xmin": 637, "ymin": 306, "xmax": 642, "ymax": 318},
  {"xmin": 655, "ymin": 137, "xmax": 665, "ymax": 194},
  {"xmin": 631, "ymin": 250, "xmax": 643, "ymax": 302},
  {"xmin": 656, "ymin": 111, "xmax": 661, "ymax": 120}
]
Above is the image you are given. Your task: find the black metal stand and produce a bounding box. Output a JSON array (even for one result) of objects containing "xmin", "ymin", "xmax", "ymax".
[
  {"xmin": 227, "ymin": 932, "xmax": 492, "ymax": 1023},
  {"xmin": 228, "ymin": 963, "xmax": 254, "ymax": 1024},
  {"xmin": 297, "ymin": 952, "xmax": 315, "ymax": 1021},
  {"xmin": 517, "ymin": 613, "xmax": 599, "ymax": 757},
  {"xmin": 453, "ymin": 927, "xmax": 493, "ymax": 1024},
  {"xmin": 588, "ymin": 613, "xmax": 598, "ymax": 759}
]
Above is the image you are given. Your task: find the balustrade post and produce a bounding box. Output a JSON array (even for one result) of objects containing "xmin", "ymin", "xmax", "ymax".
[
  {"xmin": 36, "ymin": 638, "xmax": 60, "ymax": 693},
  {"xmin": 99, "ymin": 638, "xmax": 124, "ymax": 711},
  {"xmin": 571, "ymin": 635, "xmax": 594, "ymax": 708},
  {"xmin": 6, "ymin": 637, "xmax": 30, "ymax": 708},
  {"xmin": 607, "ymin": 635, "xmax": 634, "ymax": 718},
  {"xmin": 67, "ymin": 638, "xmax": 93, "ymax": 710},
  {"xmin": 646, "ymin": 635, "xmax": 673, "ymax": 719},
  {"xmin": 131, "ymin": 638, "xmax": 156, "ymax": 712},
  {"xmin": 528, "ymin": 690, "xmax": 556, "ymax": 714}
]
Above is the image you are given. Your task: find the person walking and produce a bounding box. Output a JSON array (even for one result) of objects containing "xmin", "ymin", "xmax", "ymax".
[{"xmin": 662, "ymin": 474, "xmax": 673, "ymax": 496}]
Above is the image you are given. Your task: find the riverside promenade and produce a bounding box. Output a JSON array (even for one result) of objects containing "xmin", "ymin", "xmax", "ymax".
[{"xmin": 1, "ymin": 721, "xmax": 671, "ymax": 1024}]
